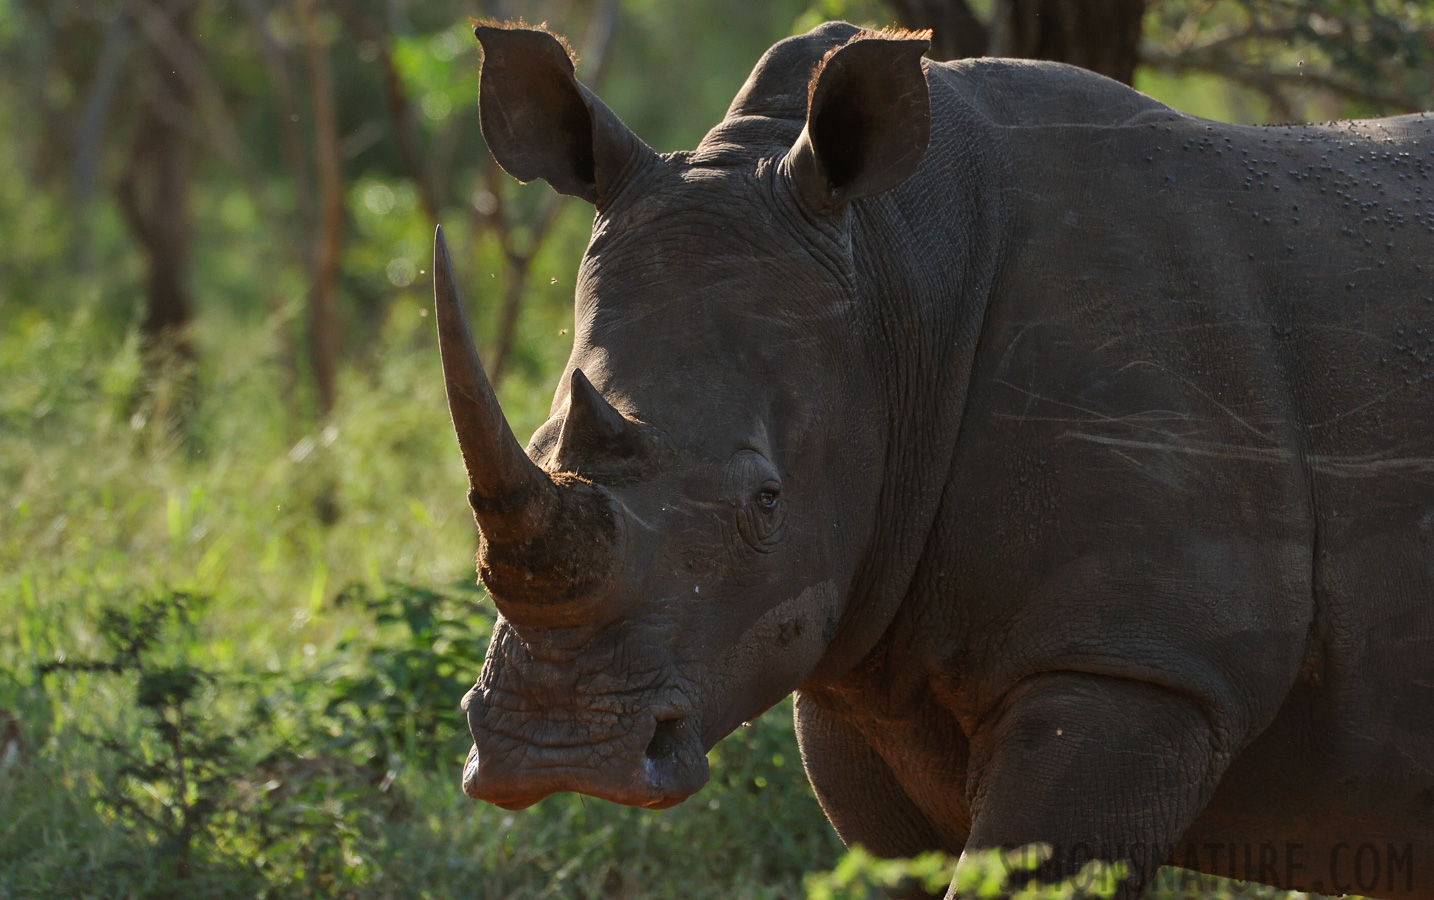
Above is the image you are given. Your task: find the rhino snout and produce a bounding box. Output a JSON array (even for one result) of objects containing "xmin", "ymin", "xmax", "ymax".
[{"xmin": 462, "ymin": 689, "xmax": 708, "ymax": 809}]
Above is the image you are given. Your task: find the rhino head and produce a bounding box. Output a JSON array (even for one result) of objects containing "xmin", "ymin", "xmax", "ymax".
[{"xmin": 445, "ymin": 22, "xmax": 932, "ymax": 810}]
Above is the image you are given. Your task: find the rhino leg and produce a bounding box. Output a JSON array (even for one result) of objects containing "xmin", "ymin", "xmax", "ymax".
[
  {"xmin": 795, "ymin": 693, "xmax": 956, "ymax": 900},
  {"xmin": 960, "ymin": 672, "xmax": 1225, "ymax": 900}
]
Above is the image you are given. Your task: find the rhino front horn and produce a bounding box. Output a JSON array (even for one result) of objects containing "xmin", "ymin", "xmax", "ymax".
[
  {"xmin": 433, "ymin": 226, "xmax": 623, "ymax": 627},
  {"xmin": 433, "ymin": 225, "xmax": 554, "ymax": 536},
  {"xmin": 430, "ymin": 224, "xmax": 622, "ymax": 624}
]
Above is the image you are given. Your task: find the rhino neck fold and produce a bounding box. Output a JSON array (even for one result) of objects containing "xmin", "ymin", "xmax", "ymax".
[{"xmin": 802, "ymin": 78, "xmax": 1010, "ymax": 688}]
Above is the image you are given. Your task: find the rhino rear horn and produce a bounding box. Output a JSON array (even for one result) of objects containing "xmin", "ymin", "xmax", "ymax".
[
  {"xmin": 781, "ymin": 31, "xmax": 932, "ymax": 213},
  {"xmin": 555, "ymin": 368, "xmax": 642, "ymax": 464},
  {"xmin": 474, "ymin": 23, "xmax": 658, "ymax": 207}
]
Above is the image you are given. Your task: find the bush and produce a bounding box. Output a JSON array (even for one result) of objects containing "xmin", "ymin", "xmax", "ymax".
[
  {"xmin": 314, "ymin": 580, "xmax": 490, "ymax": 773},
  {"xmin": 28, "ymin": 591, "xmax": 399, "ymax": 899},
  {"xmin": 806, "ymin": 845, "xmax": 1126, "ymax": 900}
]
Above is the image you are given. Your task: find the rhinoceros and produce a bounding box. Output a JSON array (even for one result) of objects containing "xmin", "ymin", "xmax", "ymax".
[{"xmin": 437, "ymin": 20, "xmax": 1434, "ymax": 899}]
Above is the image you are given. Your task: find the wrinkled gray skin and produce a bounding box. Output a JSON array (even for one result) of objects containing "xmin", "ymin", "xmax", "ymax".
[{"xmin": 444, "ymin": 21, "xmax": 1434, "ymax": 900}]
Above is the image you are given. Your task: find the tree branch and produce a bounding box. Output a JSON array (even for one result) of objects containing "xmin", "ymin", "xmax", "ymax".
[
  {"xmin": 333, "ymin": 1, "xmax": 443, "ymax": 224},
  {"xmin": 128, "ymin": 0, "xmax": 265, "ymax": 190},
  {"xmin": 1144, "ymin": 48, "xmax": 1423, "ymax": 116}
]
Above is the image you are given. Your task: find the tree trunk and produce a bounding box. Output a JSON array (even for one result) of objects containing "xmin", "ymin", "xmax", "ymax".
[
  {"xmin": 116, "ymin": 2, "xmax": 197, "ymax": 353},
  {"xmin": 300, "ymin": 0, "xmax": 342, "ymax": 419},
  {"xmin": 988, "ymin": 0, "xmax": 1145, "ymax": 85}
]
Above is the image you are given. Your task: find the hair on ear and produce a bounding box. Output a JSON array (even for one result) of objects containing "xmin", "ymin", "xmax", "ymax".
[
  {"xmin": 805, "ymin": 27, "xmax": 933, "ymax": 108},
  {"xmin": 782, "ymin": 28, "xmax": 932, "ymax": 214},
  {"xmin": 471, "ymin": 18, "xmax": 578, "ymax": 66}
]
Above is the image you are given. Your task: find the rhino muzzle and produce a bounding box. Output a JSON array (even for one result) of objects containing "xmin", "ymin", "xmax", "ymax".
[
  {"xmin": 461, "ymin": 707, "xmax": 709, "ymax": 810},
  {"xmin": 460, "ymin": 622, "xmax": 710, "ymax": 809}
]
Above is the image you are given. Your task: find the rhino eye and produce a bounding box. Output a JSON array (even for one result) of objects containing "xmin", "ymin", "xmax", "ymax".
[{"xmin": 726, "ymin": 451, "xmax": 786, "ymax": 553}]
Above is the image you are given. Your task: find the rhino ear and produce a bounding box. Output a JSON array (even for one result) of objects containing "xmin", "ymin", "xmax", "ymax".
[
  {"xmin": 781, "ymin": 31, "xmax": 932, "ymax": 214},
  {"xmin": 474, "ymin": 24, "xmax": 656, "ymax": 206}
]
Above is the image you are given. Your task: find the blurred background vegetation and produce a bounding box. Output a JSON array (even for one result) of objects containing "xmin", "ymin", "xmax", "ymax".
[{"xmin": 1, "ymin": 0, "xmax": 1430, "ymax": 896}]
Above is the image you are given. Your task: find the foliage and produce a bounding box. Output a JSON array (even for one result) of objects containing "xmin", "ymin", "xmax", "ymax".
[
  {"xmin": 807, "ymin": 847, "xmax": 961, "ymax": 900},
  {"xmin": 806, "ymin": 845, "xmax": 1127, "ymax": 900},
  {"xmin": 28, "ymin": 591, "xmax": 395, "ymax": 899},
  {"xmin": 313, "ymin": 580, "xmax": 491, "ymax": 771},
  {"xmin": 7, "ymin": 579, "xmax": 839, "ymax": 899},
  {"xmin": 35, "ymin": 592, "xmax": 239, "ymax": 888},
  {"xmin": 1142, "ymin": 0, "xmax": 1434, "ymax": 121}
]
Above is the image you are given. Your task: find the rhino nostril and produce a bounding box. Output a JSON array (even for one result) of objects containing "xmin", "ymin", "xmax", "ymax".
[{"xmin": 645, "ymin": 717, "xmax": 685, "ymax": 761}]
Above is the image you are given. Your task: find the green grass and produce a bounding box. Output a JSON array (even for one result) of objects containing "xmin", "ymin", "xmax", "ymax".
[{"xmin": 0, "ymin": 699, "xmax": 833, "ymax": 900}]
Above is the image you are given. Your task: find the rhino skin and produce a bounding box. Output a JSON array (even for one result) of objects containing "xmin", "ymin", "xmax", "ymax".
[{"xmin": 437, "ymin": 20, "xmax": 1434, "ymax": 900}]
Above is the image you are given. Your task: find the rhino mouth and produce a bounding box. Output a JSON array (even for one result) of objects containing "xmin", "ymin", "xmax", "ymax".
[
  {"xmin": 462, "ymin": 661, "xmax": 711, "ymax": 811},
  {"xmin": 462, "ymin": 710, "xmax": 709, "ymax": 809}
]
